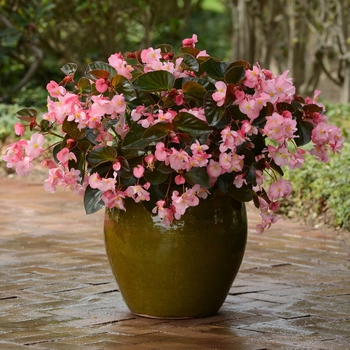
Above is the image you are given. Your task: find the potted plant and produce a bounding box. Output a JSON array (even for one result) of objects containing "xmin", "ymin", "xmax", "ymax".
[{"xmin": 2, "ymin": 34, "xmax": 343, "ymax": 318}]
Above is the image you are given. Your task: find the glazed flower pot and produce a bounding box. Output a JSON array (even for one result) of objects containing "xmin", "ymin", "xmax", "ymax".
[{"xmin": 104, "ymin": 195, "xmax": 248, "ymax": 319}]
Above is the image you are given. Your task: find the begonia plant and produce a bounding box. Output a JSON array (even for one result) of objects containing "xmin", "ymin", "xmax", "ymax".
[{"xmin": 2, "ymin": 34, "xmax": 344, "ymax": 232}]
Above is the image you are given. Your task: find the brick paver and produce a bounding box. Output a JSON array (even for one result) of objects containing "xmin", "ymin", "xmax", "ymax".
[{"xmin": 0, "ymin": 177, "xmax": 349, "ymax": 349}]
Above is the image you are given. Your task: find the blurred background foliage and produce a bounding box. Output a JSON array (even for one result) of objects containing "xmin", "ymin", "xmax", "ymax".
[{"xmin": 1, "ymin": 0, "xmax": 350, "ymax": 236}]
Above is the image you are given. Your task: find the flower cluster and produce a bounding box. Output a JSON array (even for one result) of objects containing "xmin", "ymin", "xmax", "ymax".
[{"xmin": 2, "ymin": 35, "xmax": 343, "ymax": 232}]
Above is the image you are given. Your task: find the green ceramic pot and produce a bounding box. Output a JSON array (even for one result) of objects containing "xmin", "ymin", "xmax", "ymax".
[{"xmin": 104, "ymin": 195, "xmax": 248, "ymax": 319}]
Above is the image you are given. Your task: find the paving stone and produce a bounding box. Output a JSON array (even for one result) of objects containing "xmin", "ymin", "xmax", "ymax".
[{"xmin": 0, "ymin": 178, "xmax": 349, "ymax": 349}]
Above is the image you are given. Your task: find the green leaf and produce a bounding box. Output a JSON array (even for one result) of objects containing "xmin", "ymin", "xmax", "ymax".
[
  {"xmin": 143, "ymin": 169, "xmax": 169, "ymax": 185},
  {"xmin": 295, "ymin": 119, "xmax": 314, "ymax": 147},
  {"xmin": 156, "ymin": 44, "xmax": 173, "ymax": 53},
  {"xmin": 86, "ymin": 146, "xmax": 117, "ymax": 167},
  {"xmin": 227, "ymin": 184, "xmax": 253, "ymax": 202},
  {"xmin": 201, "ymin": 58, "xmax": 229, "ymax": 80},
  {"xmin": 78, "ymin": 77, "xmax": 92, "ymax": 94},
  {"xmin": 16, "ymin": 108, "xmax": 37, "ymax": 122},
  {"xmin": 184, "ymin": 167, "xmax": 211, "ymax": 188},
  {"xmin": 142, "ymin": 122, "xmax": 172, "ymax": 142},
  {"xmin": 178, "ymin": 53, "xmax": 199, "ymax": 72},
  {"xmin": 61, "ymin": 63, "xmax": 78, "ymax": 76},
  {"xmin": 122, "ymin": 122, "xmax": 152, "ymax": 150},
  {"xmin": 62, "ymin": 118, "xmax": 86, "ymax": 140},
  {"xmin": 84, "ymin": 186, "xmax": 104, "ymax": 214},
  {"xmin": 133, "ymin": 71, "xmax": 175, "ymax": 92},
  {"xmin": 182, "ymin": 81, "xmax": 207, "ymax": 101},
  {"xmin": 110, "ymin": 75, "xmax": 137, "ymax": 101},
  {"xmin": 85, "ymin": 61, "xmax": 117, "ymax": 81},
  {"xmin": 204, "ymin": 91, "xmax": 225, "ymax": 126},
  {"xmin": 173, "ymin": 112, "xmax": 212, "ymax": 136},
  {"xmin": 224, "ymin": 66, "xmax": 246, "ymax": 85}
]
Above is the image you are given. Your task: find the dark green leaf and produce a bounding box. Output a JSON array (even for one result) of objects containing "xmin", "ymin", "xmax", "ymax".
[
  {"xmin": 294, "ymin": 119, "xmax": 313, "ymax": 147},
  {"xmin": 16, "ymin": 108, "xmax": 37, "ymax": 122},
  {"xmin": 85, "ymin": 61, "xmax": 117, "ymax": 81},
  {"xmin": 141, "ymin": 185, "xmax": 167, "ymax": 214},
  {"xmin": 133, "ymin": 71, "xmax": 175, "ymax": 92},
  {"xmin": 142, "ymin": 122, "xmax": 172, "ymax": 142},
  {"xmin": 78, "ymin": 77, "xmax": 92, "ymax": 94},
  {"xmin": 122, "ymin": 122, "xmax": 151, "ymax": 150},
  {"xmin": 62, "ymin": 118, "xmax": 86, "ymax": 139},
  {"xmin": 156, "ymin": 44, "xmax": 173, "ymax": 53},
  {"xmin": 143, "ymin": 169, "xmax": 169, "ymax": 185},
  {"xmin": 204, "ymin": 91, "xmax": 225, "ymax": 126},
  {"xmin": 40, "ymin": 120, "xmax": 51, "ymax": 132},
  {"xmin": 182, "ymin": 81, "xmax": 207, "ymax": 101},
  {"xmin": 201, "ymin": 58, "xmax": 229, "ymax": 80},
  {"xmin": 173, "ymin": 112, "xmax": 212, "ymax": 136},
  {"xmin": 227, "ymin": 184, "xmax": 253, "ymax": 202},
  {"xmin": 84, "ymin": 186, "xmax": 104, "ymax": 214},
  {"xmin": 184, "ymin": 167, "xmax": 211, "ymax": 188},
  {"xmin": 86, "ymin": 146, "xmax": 117, "ymax": 167},
  {"xmin": 61, "ymin": 62, "xmax": 78, "ymax": 76},
  {"xmin": 224, "ymin": 66, "xmax": 246, "ymax": 85},
  {"xmin": 178, "ymin": 53, "xmax": 199, "ymax": 72},
  {"xmin": 110, "ymin": 75, "xmax": 137, "ymax": 101}
]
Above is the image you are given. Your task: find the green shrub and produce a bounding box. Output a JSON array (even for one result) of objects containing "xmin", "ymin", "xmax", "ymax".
[{"xmin": 281, "ymin": 142, "xmax": 350, "ymax": 231}]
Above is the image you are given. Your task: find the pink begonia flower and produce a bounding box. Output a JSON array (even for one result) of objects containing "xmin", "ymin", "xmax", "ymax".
[
  {"xmin": 141, "ymin": 47, "xmax": 162, "ymax": 64},
  {"xmin": 207, "ymin": 160, "xmax": 222, "ymax": 178},
  {"xmin": 14, "ymin": 122, "xmax": 25, "ymax": 136},
  {"xmin": 212, "ymin": 81, "xmax": 227, "ymax": 107},
  {"xmin": 46, "ymin": 80, "xmax": 66, "ymax": 98},
  {"xmin": 57, "ymin": 148, "xmax": 77, "ymax": 167},
  {"xmin": 25, "ymin": 133, "xmax": 45, "ymax": 158},
  {"xmin": 233, "ymin": 174, "xmax": 247, "ymax": 188},
  {"xmin": 182, "ymin": 34, "xmax": 198, "ymax": 48},
  {"xmin": 155, "ymin": 142, "xmax": 167, "ymax": 161},
  {"xmin": 268, "ymin": 178, "xmax": 293, "ymax": 200},
  {"xmin": 44, "ymin": 167, "xmax": 65, "ymax": 193},
  {"xmin": 125, "ymin": 185, "xmax": 150, "ymax": 203},
  {"xmin": 108, "ymin": 53, "xmax": 134, "ymax": 80},
  {"xmin": 95, "ymin": 78, "xmax": 108, "ymax": 93},
  {"xmin": 15, "ymin": 157, "xmax": 33, "ymax": 176},
  {"xmin": 131, "ymin": 105, "xmax": 146, "ymax": 121},
  {"xmin": 133, "ymin": 165, "xmax": 145, "ymax": 178},
  {"xmin": 152, "ymin": 200, "xmax": 174, "ymax": 226},
  {"xmin": 111, "ymin": 94, "xmax": 126, "ymax": 114},
  {"xmin": 244, "ymin": 66, "xmax": 261, "ymax": 88},
  {"xmin": 175, "ymin": 175, "xmax": 186, "ymax": 185},
  {"xmin": 101, "ymin": 190, "xmax": 126, "ymax": 210}
]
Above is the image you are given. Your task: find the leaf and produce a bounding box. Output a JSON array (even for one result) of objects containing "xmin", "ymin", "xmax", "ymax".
[
  {"xmin": 204, "ymin": 91, "xmax": 225, "ymax": 126},
  {"xmin": 201, "ymin": 58, "xmax": 229, "ymax": 80},
  {"xmin": 227, "ymin": 184, "xmax": 253, "ymax": 202},
  {"xmin": 78, "ymin": 77, "xmax": 92, "ymax": 94},
  {"xmin": 182, "ymin": 81, "xmax": 207, "ymax": 101},
  {"xmin": 142, "ymin": 122, "xmax": 172, "ymax": 142},
  {"xmin": 122, "ymin": 122, "xmax": 152, "ymax": 150},
  {"xmin": 179, "ymin": 47, "xmax": 201, "ymax": 57},
  {"xmin": 178, "ymin": 53, "xmax": 199, "ymax": 72},
  {"xmin": 173, "ymin": 112, "xmax": 212, "ymax": 136},
  {"xmin": 16, "ymin": 108, "xmax": 37, "ymax": 122},
  {"xmin": 156, "ymin": 44, "xmax": 173, "ymax": 53},
  {"xmin": 61, "ymin": 63, "xmax": 78, "ymax": 76},
  {"xmin": 110, "ymin": 75, "xmax": 137, "ymax": 101},
  {"xmin": 143, "ymin": 169, "xmax": 169, "ymax": 185},
  {"xmin": 184, "ymin": 167, "xmax": 211, "ymax": 188},
  {"xmin": 84, "ymin": 186, "xmax": 104, "ymax": 214},
  {"xmin": 294, "ymin": 119, "xmax": 314, "ymax": 147},
  {"xmin": 141, "ymin": 184, "xmax": 167, "ymax": 214},
  {"xmin": 86, "ymin": 146, "xmax": 117, "ymax": 167},
  {"xmin": 133, "ymin": 71, "xmax": 175, "ymax": 92},
  {"xmin": 62, "ymin": 118, "xmax": 86, "ymax": 139},
  {"xmin": 85, "ymin": 61, "xmax": 117, "ymax": 81},
  {"xmin": 224, "ymin": 65, "xmax": 246, "ymax": 85}
]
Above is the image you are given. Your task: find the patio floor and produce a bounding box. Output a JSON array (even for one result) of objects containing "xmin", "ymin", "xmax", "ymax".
[{"xmin": 0, "ymin": 177, "xmax": 349, "ymax": 349}]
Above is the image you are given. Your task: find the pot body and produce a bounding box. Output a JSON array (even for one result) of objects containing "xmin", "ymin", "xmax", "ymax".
[{"xmin": 104, "ymin": 196, "xmax": 247, "ymax": 319}]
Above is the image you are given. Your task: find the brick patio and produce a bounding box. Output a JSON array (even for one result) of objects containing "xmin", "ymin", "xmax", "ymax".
[{"xmin": 0, "ymin": 177, "xmax": 349, "ymax": 349}]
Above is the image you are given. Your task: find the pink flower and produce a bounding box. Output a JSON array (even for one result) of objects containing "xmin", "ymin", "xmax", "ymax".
[
  {"xmin": 182, "ymin": 34, "xmax": 198, "ymax": 47},
  {"xmin": 207, "ymin": 160, "xmax": 222, "ymax": 178},
  {"xmin": 155, "ymin": 142, "xmax": 167, "ymax": 161},
  {"xmin": 25, "ymin": 134, "xmax": 45, "ymax": 158},
  {"xmin": 212, "ymin": 81, "xmax": 227, "ymax": 107},
  {"xmin": 46, "ymin": 80, "xmax": 66, "ymax": 98},
  {"xmin": 133, "ymin": 165, "xmax": 145, "ymax": 178},
  {"xmin": 57, "ymin": 148, "xmax": 77, "ymax": 167},
  {"xmin": 95, "ymin": 78, "xmax": 109, "ymax": 93},
  {"xmin": 268, "ymin": 179, "xmax": 293, "ymax": 200},
  {"xmin": 14, "ymin": 122, "xmax": 25, "ymax": 136},
  {"xmin": 152, "ymin": 200, "xmax": 174, "ymax": 226}
]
